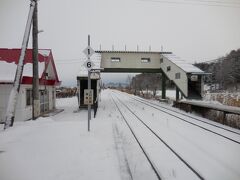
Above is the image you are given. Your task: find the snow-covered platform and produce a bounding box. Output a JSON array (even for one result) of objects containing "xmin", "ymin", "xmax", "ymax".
[{"xmin": 175, "ymin": 99, "xmax": 240, "ymax": 115}]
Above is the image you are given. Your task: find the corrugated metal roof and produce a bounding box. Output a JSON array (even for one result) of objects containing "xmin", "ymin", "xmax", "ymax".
[
  {"xmin": 0, "ymin": 48, "xmax": 60, "ymax": 85},
  {"xmin": 0, "ymin": 48, "xmax": 51, "ymax": 64},
  {"xmin": 163, "ymin": 54, "xmax": 204, "ymax": 73},
  {"xmin": 95, "ymin": 50, "xmax": 172, "ymax": 54}
]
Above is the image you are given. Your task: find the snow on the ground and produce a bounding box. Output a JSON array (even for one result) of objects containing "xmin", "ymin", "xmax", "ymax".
[
  {"xmin": 1, "ymin": 89, "xmax": 240, "ymax": 180},
  {"xmin": 142, "ymin": 89, "xmax": 176, "ymax": 99},
  {"xmin": 0, "ymin": 95, "xmax": 123, "ymax": 180}
]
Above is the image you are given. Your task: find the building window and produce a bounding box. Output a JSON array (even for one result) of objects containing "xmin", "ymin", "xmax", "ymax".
[
  {"xmin": 167, "ymin": 66, "xmax": 171, "ymax": 71},
  {"xmin": 191, "ymin": 75, "xmax": 198, "ymax": 81},
  {"xmin": 26, "ymin": 89, "xmax": 32, "ymax": 106},
  {"xmin": 160, "ymin": 58, "xmax": 163, "ymax": 63},
  {"xmin": 141, "ymin": 58, "xmax": 151, "ymax": 63},
  {"xmin": 111, "ymin": 57, "xmax": 121, "ymax": 62},
  {"xmin": 175, "ymin": 73, "xmax": 181, "ymax": 79}
]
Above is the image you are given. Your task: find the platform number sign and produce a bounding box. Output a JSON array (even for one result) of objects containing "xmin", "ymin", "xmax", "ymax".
[
  {"xmin": 83, "ymin": 46, "xmax": 95, "ymax": 58},
  {"xmin": 83, "ymin": 45, "xmax": 95, "ymax": 71},
  {"xmin": 84, "ymin": 89, "xmax": 94, "ymax": 105},
  {"xmin": 83, "ymin": 60, "xmax": 95, "ymax": 71},
  {"xmin": 87, "ymin": 62, "xmax": 91, "ymax": 68}
]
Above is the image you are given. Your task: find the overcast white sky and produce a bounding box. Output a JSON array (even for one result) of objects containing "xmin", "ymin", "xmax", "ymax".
[{"xmin": 0, "ymin": 0, "xmax": 240, "ymax": 86}]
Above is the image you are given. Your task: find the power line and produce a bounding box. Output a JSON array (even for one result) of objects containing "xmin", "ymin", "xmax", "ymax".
[
  {"xmin": 56, "ymin": 59, "xmax": 101, "ymax": 65},
  {"xmin": 184, "ymin": 0, "xmax": 240, "ymax": 5},
  {"xmin": 56, "ymin": 62, "xmax": 83, "ymax": 65},
  {"xmin": 55, "ymin": 55, "xmax": 101, "ymax": 62},
  {"xmin": 138, "ymin": 0, "xmax": 240, "ymax": 8},
  {"xmin": 55, "ymin": 58, "xmax": 86, "ymax": 62}
]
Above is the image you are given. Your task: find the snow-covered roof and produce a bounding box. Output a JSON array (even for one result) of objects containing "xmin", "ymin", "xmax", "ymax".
[
  {"xmin": 38, "ymin": 49, "xmax": 51, "ymax": 57},
  {"xmin": 0, "ymin": 61, "xmax": 45, "ymax": 83},
  {"xmin": 95, "ymin": 50, "xmax": 172, "ymax": 54},
  {"xmin": 0, "ymin": 48, "xmax": 60, "ymax": 85},
  {"xmin": 163, "ymin": 54, "xmax": 204, "ymax": 73}
]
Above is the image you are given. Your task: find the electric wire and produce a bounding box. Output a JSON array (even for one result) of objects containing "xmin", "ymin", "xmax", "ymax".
[
  {"xmin": 138, "ymin": 0, "xmax": 240, "ymax": 8},
  {"xmin": 184, "ymin": 0, "xmax": 240, "ymax": 5}
]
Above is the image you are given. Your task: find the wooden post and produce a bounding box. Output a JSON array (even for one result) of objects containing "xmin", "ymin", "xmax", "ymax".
[
  {"xmin": 4, "ymin": 1, "xmax": 36, "ymax": 129},
  {"xmin": 32, "ymin": 0, "xmax": 40, "ymax": 120}
]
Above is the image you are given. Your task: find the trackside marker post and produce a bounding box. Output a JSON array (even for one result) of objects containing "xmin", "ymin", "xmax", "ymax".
[{"xmin": 83, "ymin": 35, "xmax": 95, "ymax": 131}]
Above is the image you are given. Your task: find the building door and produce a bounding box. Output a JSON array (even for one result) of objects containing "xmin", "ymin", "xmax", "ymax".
[{"xmin": 40, "ymin": 90, "xmax": 49, "ymax": 114}]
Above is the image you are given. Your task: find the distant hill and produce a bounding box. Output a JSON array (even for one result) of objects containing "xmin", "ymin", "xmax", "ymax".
[{"xmin": 195, "ymin": 49, "xmax": 240, "ymax": 91}]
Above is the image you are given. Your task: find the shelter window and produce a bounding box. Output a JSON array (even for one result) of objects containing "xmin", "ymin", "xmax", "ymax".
[
  {"xmin": 167, "ymin": 66, "xmax": 171, "ymax": 71},
  {"xmin": 160, "ymin": 58, "xmax": 163, "ymax": 63},
  {"xmin": 111, "ymin": 57, "xmax": 121, "ymax": 62},
  {"xmin": 175, "ymin": 73, "xmax": 181, "ymax": 79},
  {"xmin": 141, "ymin": 58, "xmax": 151, "ymax": 63},
  {"xmin": 26, "ymin": 89, "xmax": 32, "ymax": 106}
]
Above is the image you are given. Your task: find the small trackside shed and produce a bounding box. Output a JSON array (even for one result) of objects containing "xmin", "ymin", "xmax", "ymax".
[
  {"xmin": 76, "ymin": 72, "xmax": 100, "ymax": 108},
  {"xmin": 0, "ymin": 48, "xmax": 61, "ymax": 122}
]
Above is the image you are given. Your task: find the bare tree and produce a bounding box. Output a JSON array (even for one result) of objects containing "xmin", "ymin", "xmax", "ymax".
[{"xmin": 126, "ymin": 75, "xmax": 132, "ymax": 90}]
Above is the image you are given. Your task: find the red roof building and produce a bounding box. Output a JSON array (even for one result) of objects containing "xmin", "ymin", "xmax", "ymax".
[
  {"xmin": 0, "ymin": 48, "xmax": 61, "ymax": 85},
  {"xmin": 0, "ymin": 48, "xmax": 61, "ymax": 122}
]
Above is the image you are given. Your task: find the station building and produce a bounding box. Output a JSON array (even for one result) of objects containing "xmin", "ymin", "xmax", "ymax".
[{"xmin": 0, "ymin": 48, "xmax": 61, "ymax": 122}]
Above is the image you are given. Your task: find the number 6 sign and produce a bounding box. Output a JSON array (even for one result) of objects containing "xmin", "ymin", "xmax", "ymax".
[{"xmin": 84, "ymin": 60, "xmax": 95, "ymax": 71}]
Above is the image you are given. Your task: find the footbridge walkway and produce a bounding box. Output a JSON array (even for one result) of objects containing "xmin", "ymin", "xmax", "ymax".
[{"xmin": 95, "ymin": 50, "xmax": 205, "ymax": 100}]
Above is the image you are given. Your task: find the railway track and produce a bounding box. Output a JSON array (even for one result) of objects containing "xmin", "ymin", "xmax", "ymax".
[
  {"xmin": 111, "ymin": 93, "xmax": 204, "ymax": 180},
  {"xmin": 130, "ymin": 95, "xmax": 240, "ymax": 136},
  {"xmin": 115, "ymin": 92, "xmax": 240, "ymax": 145}
]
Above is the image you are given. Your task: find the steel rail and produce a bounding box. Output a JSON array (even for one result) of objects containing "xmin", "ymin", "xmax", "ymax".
[
  {"xmin": 111, "ymin": 95, "xmax": 162, "ymax": 180},
  {"xmin": 131, "ymin": 95, "xmax": 240, "ymax": 136},
  {"xmin": 113, "ymin": 93, "xmax": 204, "ymax": 180},
  {"xmin": 124, "ymin": 94, "xmax": 240, "ymax": 145}
]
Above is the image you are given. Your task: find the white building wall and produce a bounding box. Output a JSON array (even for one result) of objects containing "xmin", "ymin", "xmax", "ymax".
[
  {"xmin": 0, "ymin": 84, "xmax": 32, "ymax": 122},
  {"xmin": 161, "ymin": 55, "xmax": 188, "ymax": 97},
  {"xmin": 0, "ymin": 84, "xmax": 56, "ymax": 122},
  {"xmin": 0, "ymin": 84, "xmax": 12, "ymax": 122},
  {"xmin": 101, "ymin": 53, "xmax": 161, "ymax": 69},
  {"xmin": 15, "ymin": 84, "xmax": 33, "ymax": 122}
]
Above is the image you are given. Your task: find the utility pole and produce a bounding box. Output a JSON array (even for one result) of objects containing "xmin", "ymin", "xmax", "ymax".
[
  {"xmin": 32, "ymin": 0, "xmax": 40, "ymax": 120},
  {"xmin": 4, "ymin": 1, "xmax": 36, "ymax": 129}
]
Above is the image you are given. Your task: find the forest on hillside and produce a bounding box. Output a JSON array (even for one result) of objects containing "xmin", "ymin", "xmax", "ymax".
[
  {"xmin": 127, "ymin": 73, "xmax": 175, "ymax": 96},
  {"xmin": 195, "ymin": 49, "xmax": 240, "ymax": 91}
]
